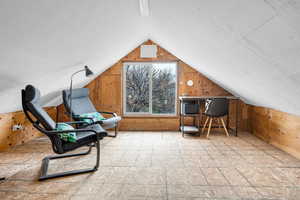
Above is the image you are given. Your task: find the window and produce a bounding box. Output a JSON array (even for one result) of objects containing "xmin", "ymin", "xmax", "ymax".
[{"xmin": 123, "ymin": 62, "xmax": 177, "ymax": 116}]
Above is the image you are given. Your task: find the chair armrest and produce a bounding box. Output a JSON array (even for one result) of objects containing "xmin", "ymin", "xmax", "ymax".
[
  {"xmin": 48, "ymin": 128, "xmax": 99, "ymax": 134},
  {"xmin": 73, "ymin": 116, "xmax": 104, "ymax": 125},
  {"xmin": 73, "ymin": 115, "xmax": 94, "ymax": 121},
  {"xmin": 98, "ymin": 111, "xmax": 118, "ymax": 117},
  {"xmin": 63, "ymin": 121, "xmax": 89, "ymax": 126},
  {"xmin": 94, "ymin": 120, "xmax": 104, "ymax": 125},
  {"xmin": 33, "ymin": 122, "xmax": 105, "ymax": 135}
]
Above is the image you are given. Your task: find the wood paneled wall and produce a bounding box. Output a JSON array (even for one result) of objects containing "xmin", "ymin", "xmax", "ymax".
[
  {"xmin": 0, "ymin": 107, "xmax": 56, "ymax": 151},
  {"xmin": 248, "ymin": 105, "xmax": 300, "ymax": 159},
  {"xmin": 58, "ymin": 40, "xmax": 249, "ymax": 131}
]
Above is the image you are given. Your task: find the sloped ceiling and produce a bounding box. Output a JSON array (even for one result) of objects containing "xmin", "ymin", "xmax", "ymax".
[{"xmin": 0, "ymin": 0, "xmax": 299, "ymax": 115}]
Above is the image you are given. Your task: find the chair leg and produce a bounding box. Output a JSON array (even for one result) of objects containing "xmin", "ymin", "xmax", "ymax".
[
  {"xmin": 221, "ymin": 118, "xmax": 229, "ymax": 137},
  {"xmin": 114, "ymin": 123, "xmax": 118, "ymax": 137},
  {"xmin": 206, "ymin": 118, "xmax": 213, "ymax": 139},
  {"xmin": 95, "ymin": 139, "xmax": 100, "ymax": 170},
  {"xmin": 202, "ymin": 117, "xmax": 209, "ymax": 133},
  {"xmin": 39, "ymin": 144, "xmax": 100, "ymax": 181},
  {"xmin": 217, "ymin": 118, "xmax": 222, "ymax": 129},
  {"xmin": 107, "ymin": 123, "xmax": 118, "ymax": 138}
]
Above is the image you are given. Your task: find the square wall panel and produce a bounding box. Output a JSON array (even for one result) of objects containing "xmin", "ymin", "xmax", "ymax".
[{"xmin": 140, "ymin": 45, "xmax": 157, "ymax": 58}]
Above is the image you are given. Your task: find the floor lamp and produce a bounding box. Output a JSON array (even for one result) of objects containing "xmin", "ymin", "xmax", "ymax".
[{"xmin": 69, "ymin": 65, "xmax": 94, "ymax": 120}]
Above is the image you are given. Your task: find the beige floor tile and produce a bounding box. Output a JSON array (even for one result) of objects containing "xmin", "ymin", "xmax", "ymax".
[
  {"xmin": 104, "ymin": 167, "xmax": 131, "ymax": 184},
  {"xmin": 286, "ymin": 187, "xmax": 300, "ymax": 200},
  {"xmin": 280, "ymin": 168, "xmax": 300, "ymax": 186},
  {"xmin": 125, "ymin": 167, "xmax": 166, "ymax": 185},
  {"xmin": 237, "ymin": 167, "xmax": 280, "ymax": 187},
  {"xmin": 1, "ymin": 131, "xmax": 300, "ymax": 200},
  {"xmin": 0, "ymin": 153, "xmax": 32, "ymax": 164},
  {"xmin": 200, "ymin": 168, "xmax": 229, "ymax": 186},
  {"xmin": 0, "ymin": 179, "xmax": 78, "ymax": 194},
  {"xmin": 255, "ymin": 186, "xmax": 289, "ymax": 200},
  {"xmin": 232, "ymin": 186, "xmax": 262, "ymax": 199},
  {"xmin": 168, "ymin": 185, "xmax": 238, "ymax": 199},
  {"xmin": 219, "ymin": 168, "xmax": 250, "ymax": 186},
  {"xmin": 166, "ymin": 167, "xmax": 208, "ymax": 186},
  {"xmin": 120, "ymin": 184, "xmax": 166, "ymax": 198},
  {"xmin": 0, "ymin": 191, "xmax": 69, "ymax": 200}
]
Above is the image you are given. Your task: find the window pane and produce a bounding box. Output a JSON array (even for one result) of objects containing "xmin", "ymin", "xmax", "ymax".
[
  {"xmin": 125, "ymin": 63, "xmax": 150, "ymax": 113},
  {"xmin": 152, "ymin": 63, "xmax": 177, "ymax": 114}
]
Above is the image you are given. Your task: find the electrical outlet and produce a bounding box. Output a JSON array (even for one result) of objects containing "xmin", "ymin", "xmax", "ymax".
[{"xmin": 12, "ymin": 124, "xmax": 23, "ymax": 131}]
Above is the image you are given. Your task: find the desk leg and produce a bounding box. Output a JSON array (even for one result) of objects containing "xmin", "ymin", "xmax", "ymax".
[
  {"xmin": 193, "ymin": 116, "xmax": 195, "ymax": 127},
  {"xmin": 198, "ymin": 112, "xmax": 200, "ymax": 136},
  {"xmin": 236, "ymin": 100, "xmax": 239, "ymax": 137},
  {"xmin": 182, "ymin": 115, "xmax": 184, "ymax": 137},
  {"xmin": 227, "ymin": 111, "xmax": 229, "ymax": 130},
  {"xmin": 179, "ymin": 114, "xmax": 181, "ymax": 129}
]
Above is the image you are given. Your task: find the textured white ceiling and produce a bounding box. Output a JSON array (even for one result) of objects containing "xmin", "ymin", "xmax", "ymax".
[{"xmin": 0, "ymin": 0, "xmax": 299, "ymax": 115}]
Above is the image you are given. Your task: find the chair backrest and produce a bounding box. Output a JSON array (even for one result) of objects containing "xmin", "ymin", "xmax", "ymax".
[
  {"xmin": 204, "ymin": 98, "xmax": 229, "ymax": 117},
  {"xmin": 22, "ymin": 85, "xmax": 64, "ymax": 154},
  {"xmin": 22, "ymin": 85, "xmax": 56, "ymax": 130},
  {"xmin": 62, "ymin": 88, "xmax": 97, "ymax": 117}
]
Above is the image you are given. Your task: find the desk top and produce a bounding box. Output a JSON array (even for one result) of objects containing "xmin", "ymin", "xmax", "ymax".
[{"xmin": 179, "ymin": 96, "xmax": 239, "ymax": 101}]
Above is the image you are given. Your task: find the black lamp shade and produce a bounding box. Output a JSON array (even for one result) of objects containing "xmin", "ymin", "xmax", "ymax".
[{"xmin": 84, "ymin": 66, "xmax": 94, "ymax": 77}]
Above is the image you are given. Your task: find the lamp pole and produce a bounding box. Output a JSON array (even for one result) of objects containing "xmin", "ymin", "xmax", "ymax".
[{"xmin": 69, "ymin": 66, "xmax": 93, "ymax": 121}]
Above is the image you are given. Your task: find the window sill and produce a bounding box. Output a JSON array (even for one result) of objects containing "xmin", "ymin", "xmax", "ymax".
[{"xmin": 122, "ymin": 114, "xmax": 178, "ymax": 119}]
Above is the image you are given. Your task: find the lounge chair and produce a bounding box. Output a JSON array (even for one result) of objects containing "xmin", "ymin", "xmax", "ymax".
[
  {"xmin": 62, "ymin": 88, "xmax": 121, "ymax": 137},
  {"xmin": 22, "ymin": 85, "xmax": 107, "ymax": 181}
]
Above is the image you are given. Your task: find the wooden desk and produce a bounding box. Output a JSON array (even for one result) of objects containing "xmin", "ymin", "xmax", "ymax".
[
  {"xmin": 179, "ymin": 96, "xmax": 240, "ymax": 136},
  {"xmin": 179, "ymin": 96, "xmax": 239, "ymax": 101}
]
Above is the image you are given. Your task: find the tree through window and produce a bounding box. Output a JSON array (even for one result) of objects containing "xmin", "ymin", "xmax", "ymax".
[{"xmin": 124, "ymin": 62, "xmax": 177, "ymax": 115}]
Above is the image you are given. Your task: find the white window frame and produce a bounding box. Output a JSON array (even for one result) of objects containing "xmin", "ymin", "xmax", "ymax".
[{"xmin": 123, "ymin": 62, "xmax": 178, "ymax": 116}]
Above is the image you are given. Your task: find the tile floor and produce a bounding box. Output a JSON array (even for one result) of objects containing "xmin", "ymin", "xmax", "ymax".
[{"xmin": 0, "ymin": 131, "xmax": 300, "ymax": 200}]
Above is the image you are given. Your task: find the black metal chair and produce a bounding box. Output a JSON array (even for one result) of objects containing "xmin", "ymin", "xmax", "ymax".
[
  {"xmin": 62, "ymin": 88, "xmax": 121, "ymax": 137},
  {"xmin": 202, "ymin": 98, "xmax": 229, "ymax": 138},
  {"xmin": 22, "ymin": 85, "xmax": 107, "ymax": 181}
]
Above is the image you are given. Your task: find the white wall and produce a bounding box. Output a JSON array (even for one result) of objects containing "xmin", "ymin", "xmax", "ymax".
[{"xmin": 0, "ymin": 0, "xmax": 299, "ymax": 116}]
